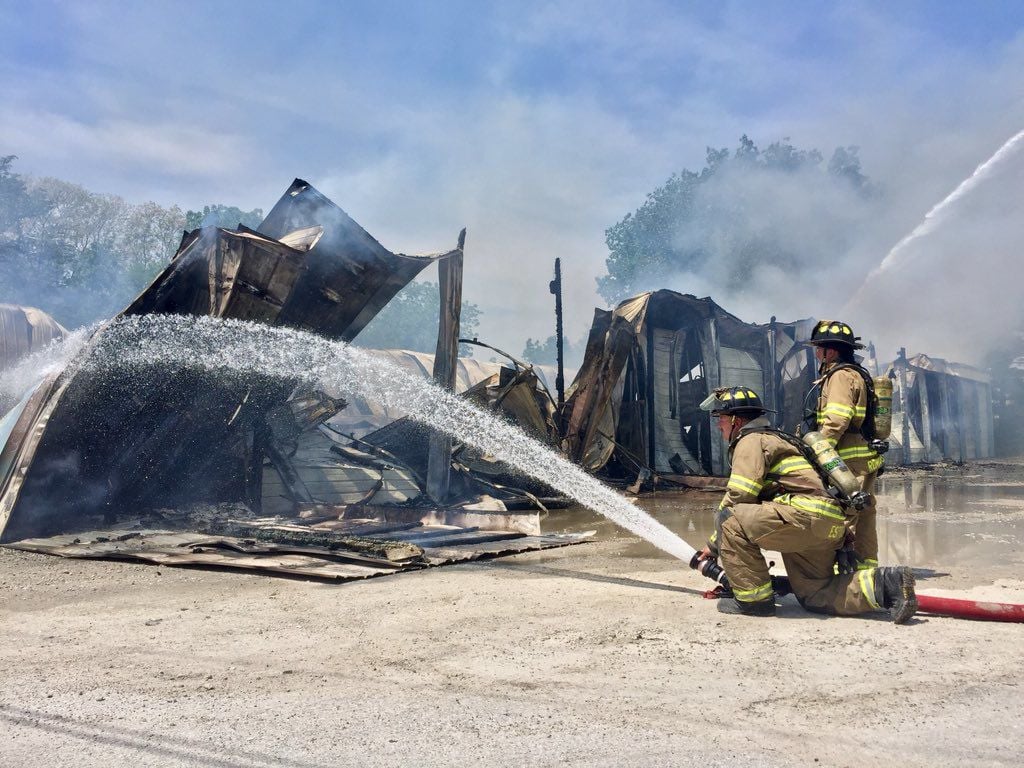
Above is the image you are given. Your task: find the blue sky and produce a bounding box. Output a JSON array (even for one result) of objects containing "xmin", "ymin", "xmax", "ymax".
[{"xmin": 3, "ymin": 1, "xmax": 1024, "ymax": 356}]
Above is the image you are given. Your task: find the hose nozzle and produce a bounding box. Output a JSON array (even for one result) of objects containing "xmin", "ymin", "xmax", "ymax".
[{"xmin": 690, "ymin": 552, "xmax": 730, "ymax": 587}]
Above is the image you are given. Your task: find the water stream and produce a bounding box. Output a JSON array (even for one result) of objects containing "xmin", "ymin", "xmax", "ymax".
[
  {"xmin": 845, "ymin": 127, "xmax": 1024, "ymax": 311},
  {"xmin": 0, "ymin": 324, "xmax": 95, "ymax": 403},
  {"xmin": 63, "ymin": 314, "xmax": 700, "ymax": 563}
]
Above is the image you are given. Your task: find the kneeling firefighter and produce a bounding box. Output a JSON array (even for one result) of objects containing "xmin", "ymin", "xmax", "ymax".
[{"xmin": 694, "ymin": 386, "xmax": 916, "ymax": 623}]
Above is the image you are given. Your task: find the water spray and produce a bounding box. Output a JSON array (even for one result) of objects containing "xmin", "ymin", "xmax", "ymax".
[
  {"xmin": 62, "ymin": 314, "xmax": 725, "ymax": 585},
  {"xmin": 845, "ymin": 128, "xmax": 1024, "ymax": 312},
  {"xmin": 0, "ymin": 325, "xmax": 96, "ymax": 405}
]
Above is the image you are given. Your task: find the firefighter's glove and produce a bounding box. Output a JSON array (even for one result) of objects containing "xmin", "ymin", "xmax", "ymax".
[{"xmin": 834, "ymin": 536, "xmax": 860, "ymax": 576}]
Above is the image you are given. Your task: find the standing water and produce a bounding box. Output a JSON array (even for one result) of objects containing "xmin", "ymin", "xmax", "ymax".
[
  {"xmin": 845, "ymin": 128, "xmax": 1024, "ymax": 311},
  {"xmin": 64, "ymin": 314, "xmax": 702, "ymax": 564}
]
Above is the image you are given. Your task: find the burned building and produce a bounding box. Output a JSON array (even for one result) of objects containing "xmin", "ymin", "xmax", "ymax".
[
  {"xmin": 561, "ymin": 290, "xmax": 816, "ymax": 480},
  {"xmin": 0, "ymin": 304, "xmax": 66, "ymax": 371},
  {"xmin": 885, "ymin": 350, "xmax": 995, "ymax": 464},
  {"xmin": 0, "ymin": 180, "xmax": 587, "ymax": 579}
]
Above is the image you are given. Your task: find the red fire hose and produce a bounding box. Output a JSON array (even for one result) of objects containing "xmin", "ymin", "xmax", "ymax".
[
  {"xmin": 916, "ymin": 594, "xmax": 1024, "ymax": 623},
  {"xmin": 707, "ymin": 579, "xmax": 1024, "ymax": 622}
]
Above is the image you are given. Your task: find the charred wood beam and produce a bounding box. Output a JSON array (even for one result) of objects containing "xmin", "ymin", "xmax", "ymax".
[{"xmin": 264, "ymin": 440, "xmax": 315, "ymax": 506}]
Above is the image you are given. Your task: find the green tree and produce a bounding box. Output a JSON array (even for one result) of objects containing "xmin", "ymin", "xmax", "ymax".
[
  {"xmin": 0, "ymin": 155, "xmax": 50, "ymax": 232},
  {"xmin": 522, "ymin": 336, "xmax": 558, "ymax": 364},
  {"xmin": 599, "ymin": 136, "xmax": 875, "ymax": 305},
  {"xmin": 0, "ymin": 157, "xmax": 188, "ymax": 327},
  {"xmin": 522, "ymin": 333, "xmax": 586, "ymax": 372},
  {"xmin": 354, "ymin": 280, "xmax": 481, "ymax": 356},
  {"xmin": 523, "ymin": 335, "xmax": 580, "ymax": 365},
  {"xmin": 185, "ymin": 204, "xmax": 263, "ymax": 231}
]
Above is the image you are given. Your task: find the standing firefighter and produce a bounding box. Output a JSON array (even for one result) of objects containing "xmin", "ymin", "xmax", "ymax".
[
  {"xmin": 803, "ymin": 320, "xmax": 884, "ymax": 570},
  {"xmin": 695, "ymin": 387, "xmax": 916, "ymax": 622}
]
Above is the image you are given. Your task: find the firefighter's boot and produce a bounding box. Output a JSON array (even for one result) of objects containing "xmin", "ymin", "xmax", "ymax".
[
  {"xmin": 717, "ymin": 597, "xmax": 776, "ymax": 616},
  {"xmin": 876, "ymin": 566, "xmax": 918, "ymax": 624}
]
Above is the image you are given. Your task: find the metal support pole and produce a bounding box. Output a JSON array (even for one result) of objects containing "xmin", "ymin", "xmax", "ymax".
[
  {"xmin": 898, "ymin": 346, "xmax": 911, "ymax": 465},
  {"xmin": 549, "ymin": 258, "xmax": 565, "ymax": 409},
  {"xmin": 766, "ymin": 315, "xmax": 778, "ymax": 427},
  {"xmin": 426, "ymin": 229, "xmax": 465, "ymax": 504}
]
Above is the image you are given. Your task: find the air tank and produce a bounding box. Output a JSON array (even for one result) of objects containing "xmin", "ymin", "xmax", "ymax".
[
  {"xmin": 801, "ymin": 431, "xmax": 867, "ymax": 508},
  {"xmin": 872, "ymin": 376, "xmax": 893, "ymax": 440}
]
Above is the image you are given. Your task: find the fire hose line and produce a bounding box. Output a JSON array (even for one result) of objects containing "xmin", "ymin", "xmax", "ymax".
[
  {"xmin": 915, "ymin": 594, "xmax": 1024, "ymax": 623},
  {"xmin": 699, "ymin": 573, "xmax": 1024, "ymax": 623}
]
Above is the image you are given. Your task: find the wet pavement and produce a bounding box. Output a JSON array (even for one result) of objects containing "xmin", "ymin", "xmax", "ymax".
[{"xmin": 544, "ymin": 462, "xmax": 1024, "ymax": 577}]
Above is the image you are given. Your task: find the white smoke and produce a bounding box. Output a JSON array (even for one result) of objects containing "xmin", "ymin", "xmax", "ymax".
[{"xmin": 844, "ymin": 129, "xmax": 1024, "ymax": 363}]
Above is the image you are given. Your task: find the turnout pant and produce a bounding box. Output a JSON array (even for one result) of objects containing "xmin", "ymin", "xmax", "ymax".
[
  {"xmin": 718, "ymin": 501, "xmax": 882, "ymax": 615},
  {"xmin": 846, "ymin": 464, "xmax": 879, "ymax": 568}
]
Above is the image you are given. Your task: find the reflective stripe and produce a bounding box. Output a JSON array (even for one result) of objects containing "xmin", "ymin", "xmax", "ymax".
[
  {"xmin": 769, "ymin": 456, "xmax": 813, "ymax": 475},
  {"xmin": 734, "ymin": 581, "xmax": 773, "ymax": 602},
  {"xmin": 822, "ymin": 403, "xmax": 855, "ymax": 419},
  {"xmin": 867, "ymin": 455, "xmax": 885, "ymax": 473},
  {"xmin": 838, "ymin": 445, "xmax": 879, "ymax": 461},
  {"xmin": 775, "ymin": 493, "xmax": 846, "ymax": 521},
  {"xmin": 857, "ymin": 559, "xmax": 878, "ymax": 570},
  {"xmin": 727, "ymin": 473, "xmax": 763, "ymax": 495},
  {"xmin": 853, "ymin": 405, "xmax": 867, "ymax": 418},
  {"xmin": 859, "ymin": 569, "xmax": 880, "ymax": 609}
]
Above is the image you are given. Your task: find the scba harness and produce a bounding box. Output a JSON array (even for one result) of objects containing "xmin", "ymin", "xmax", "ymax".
[{"xmin": 802, "ymin": 363, "xmax": 885, "ymax": 447}]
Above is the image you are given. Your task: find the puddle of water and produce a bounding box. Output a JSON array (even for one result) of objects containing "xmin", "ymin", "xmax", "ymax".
[
  {"xmin": 545, "ymin": 491, "xmax": 717, "ymax": 559},
  {"xmin": 875, "ymin": 472, "xmax": 1024, "ymax": 570},
  {"xmin": 546, "ymin": 471, "xmax": 1024, "ymax": 572}
]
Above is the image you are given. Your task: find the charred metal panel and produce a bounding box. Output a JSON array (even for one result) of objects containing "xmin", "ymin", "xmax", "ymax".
[
  {"xmin": 125, "ymin": 229, "xmax": 307, "ymax": 322},
  {"xmin": 258, "ymin": 179, "xmax": 452, "ymax": 341},
  {"xmin": 426, "ymin": 231, "xmax": 465, "ymax": 502},
  {"xmin": 7, "ymin": 526, "xmax": 592, "ymax": 581}
]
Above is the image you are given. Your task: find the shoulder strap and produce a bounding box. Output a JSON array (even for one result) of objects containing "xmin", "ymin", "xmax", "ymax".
[
  {"xmin": 743, "ymin": 426, "xmax": 842, "ymax": 500},
  {"xmin": 828, "ymin": 363, "xmax": 878, "ymax": 438},
  {"xmin": 825, "ymin": 363, "xmax": 874, "ymax": 393}
]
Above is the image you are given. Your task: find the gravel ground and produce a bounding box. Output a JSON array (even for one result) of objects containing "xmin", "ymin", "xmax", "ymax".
[{"xmin": 3, "ymin": 512, "xmax": 1022, "ymax": 768}]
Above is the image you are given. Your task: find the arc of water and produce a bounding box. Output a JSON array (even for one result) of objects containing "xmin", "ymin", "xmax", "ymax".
[
  {"xmin": 64, "ymin": 315, "xmax": 703, "ymax": 564},
  {"xmin": 845, "ymin": 128, "xmax": 1024, "ymax": 312}
]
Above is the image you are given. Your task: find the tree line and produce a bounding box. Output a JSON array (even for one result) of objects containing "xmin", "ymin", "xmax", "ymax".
[
  {"xmin": 0, "ymin": 155, "xmax": 264, "ymax": 329},
  {"xmin": 599, "ymin": 135, "xmax": 875, "ymax": 305},
  {"xmin": 5, "ymin": 137, "xmax": 869, "ymax": 364}
]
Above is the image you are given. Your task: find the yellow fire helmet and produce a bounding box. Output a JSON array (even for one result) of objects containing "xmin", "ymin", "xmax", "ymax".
[
  {"xmin": 699, "ymin": 386, "xmax": 770, "ymax": 417},
  {"xmin": 806, "ymin": 319, "xmax": 865, "ymax": 350}
]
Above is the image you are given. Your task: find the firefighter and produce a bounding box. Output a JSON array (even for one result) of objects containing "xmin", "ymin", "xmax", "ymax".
[
  {"xmin": 696, "ymin": 386, "xmax": 916, "ymax": 622},
  {"xmin": 803, "ymin": 320, "xmax": 884, "ymax": 570}
]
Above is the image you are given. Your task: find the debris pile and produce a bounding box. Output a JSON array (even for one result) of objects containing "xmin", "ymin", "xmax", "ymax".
[{"xmin": 0, "ymin": 180, "xmax": 589, "ymax": 579}]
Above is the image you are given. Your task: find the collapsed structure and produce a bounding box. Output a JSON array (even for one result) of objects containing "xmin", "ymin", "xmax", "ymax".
[
  {"xmin": 0, "ymin": 180, "xmax": 587, "ymax": 580},
  {"xmin": 561, "ymin": 289, "xmax": 994, "ymax": 485},
  {"xmin": 562, "ymin": 290, "xmax": 817, "ymax": 479},
  {"xmin": 884, "ymin": 350, "xmax": 994, "ymax": 464},
  {"xmin": 0, "ymin": 181, "xmax": 1001, "ymax": 579}
]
